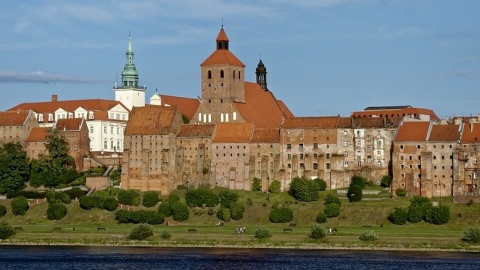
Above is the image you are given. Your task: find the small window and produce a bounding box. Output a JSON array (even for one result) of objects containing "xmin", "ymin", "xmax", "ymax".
[
  {"xmin": 208, "ymin": 70, "xmax": 212, "ymax": 79},
  {"xmin": 220, "ymin": 70, "xmax": 224, "ymax": 78}
]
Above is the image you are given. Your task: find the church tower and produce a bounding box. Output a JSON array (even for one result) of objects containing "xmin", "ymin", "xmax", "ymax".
[
  {"xmin": 255, "ymin": 59, "xmax": 267, "ymax": 90},
  {"xmin": 114, "ymin": 34, "xmax": 146, "ymax": 110}
]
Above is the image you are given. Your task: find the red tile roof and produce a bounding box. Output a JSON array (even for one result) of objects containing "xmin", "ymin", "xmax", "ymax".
[
  {"xmin": 395, "ymin": 121, "xmax": 430, "ymax": 142},
  {"xmin": 282, "ymin": 116, "xmax": 341, "ymax": 129},
  {"xmin": 0, "ymin": 110, "xmax": 32, "ymax": 126},
  {"xmin": 124, "ymin": 105, "xmax": 179, "ymax": 135},
  {"xmin": 216, "ymin": 28, "xmax": 229, "ymax": 42},
  {"xmin": 428, "ymin": 124, "xmax": 460, "ymax": 142},
  {"xmin": 251, "ymin": 128, "xmax": 280, "ymax": 143},
  {"xmin": 9, "ymin": 98, "xmax": 128, "ymax": 114},
  {"xmin": 27, "ymin": 127, "xmax": 50, "ymax": 142},
  {"xmin": 276, "ymin": 100, "xmax": 295, "ymax": 118},
  {"xmin": 160, "ymin": 95, "xmax": 200, "ymax": 121},
  {"xmin": 177, "ymin": 124, "xmax": 215, "ymax": 138},
  {"xmin": 351, "ymin": 107, "xmax": 439, "ymax": 120},
  {"xmin": 213, "ymin": 123, "xmax": 253, "ymax": 143},
  {"xmin": 200, "ymin": 49, "xmax": 245, "ymax": 67},
  {"xmin": 460, "ymin": 123, "xmax": 480, "ymax": 143},
  {"xmin": 56, "ymin": 118, "xmax": 84, "ymax": 131}
]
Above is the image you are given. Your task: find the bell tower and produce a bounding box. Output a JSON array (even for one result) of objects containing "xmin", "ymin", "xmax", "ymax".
[{"xmin": 255, "ymin": 59, "xmax": 268, "ymax": 90}]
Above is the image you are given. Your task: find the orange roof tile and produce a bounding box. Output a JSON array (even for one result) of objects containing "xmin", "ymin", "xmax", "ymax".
[
  {"xmin": 337, "ymin": 117, "xmax": 352, "ymax": 128},
  {"xmin": 0, "ymin": 110, "xmax": 32, "ymax": 126},
  {"xmin": 460, "ymin": 123, "xmax": 480, "ymax": 143},
  {"xmin": 9, "ymin": 98, "xmax": 128, "ymax": 114},
  {"xmin": 251, "ymin": 128, "xmax": 280, "ymax": 143},
  {"xmin": 395, "ymin": 121, "xmax": 430, "ymax": 142},
  {"xmin": 351, "ymin": 107, "xmax": 439, "ymax": 120},
  {"xmin": 177, "ymin": 124, "xmax": 215, "ymax": 138},
  {"xmin": 160, "ymin": 95, "xmax": 200, "ymax": 120},
  {"xmin": 282, "ymin": 116, "xmax": 340, "ymax": 129},
  {"xmin": 277, "ymin": 100, "xmax": 295, "ymax": 118},
  {"xmin": 428, "ymin": 124, "xmax": 460, "ymax": 142},
  {"xmin": 27, "ymin": 127, "xmax": 50, "ymax": 142},
  {"xmin": 216, "ymin": 28, "xmax": 229, "ymax": 42},
  {"xmin": 200, "ymin": 49, "xmax": 245, "ymax": 67},
  {"xmin": 213, "ymin": 123, "xmax": 253, "ymax": 143},
  {"xmin": 124, "ymin": 105, "xmax": 178, "ymax": 135},
  {"xmin": 56, "ymin": 118, "xmax": 83, "ymax": 131}
]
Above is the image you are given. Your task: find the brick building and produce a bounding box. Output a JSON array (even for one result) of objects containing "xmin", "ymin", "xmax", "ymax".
[{"xmin": 0, "ymin": 110, "xmax": 38, "ymax": 148}]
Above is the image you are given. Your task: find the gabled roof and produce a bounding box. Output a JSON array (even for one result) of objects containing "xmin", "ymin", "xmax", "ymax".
[
  {"xmin": 251, "ymin": 128, "xmax": 280, "ymax": 143},
  {"xmin": 27, "ymin": 127, "xmax": 50, "ymax": 142},
  {"xmin": 276, "ymin": 100, "xmax": 295, "ymax": 118},
  {"xmin": 428, "ymin": 124, "xmax": 460, "ymax": 142},
  {"xmin": 460, "ymin": 123, "xmax": 480, "ymax": 143},
  {"xmin": 56, "ymin": 118, "xmax": 84, "ymax": 131},
  {"xmin": 124, "ymin": 105, "xmax": 178, "ymax": 135},
  {"xmin": 200, "ymin": 49, "xmax": 245, "ymax": 67},
  {"xmin": 234, "ymin": 82, "xmax": 291, "ymax": 128},
  {"xmin": 177, "ymin": 124, "xmax": 215, "ymax": 138},
  {"xmin": 0, "ymin": 110, "xmax": 33, "ymax": 126},
  {"xmin": 395, "ymin": 121, "xmax": 430, "ymax": 142},
  {"xmin": 9, "ymin": 98, "xmax": 129, "ymax": 114},
  {"xmin": 282, "ymin": 116, "xmax": 341, "ymax": 129},
  {"xmin": 213, "ymin": 123, "xmax": 253, "ymax": 143},
  {"xmin": 351, "ymin": 107, "xmax": 439, "ymax": 121},
  {"xmin": 160, "ymin": 95, "xmax": 200, "ymax": 120}
]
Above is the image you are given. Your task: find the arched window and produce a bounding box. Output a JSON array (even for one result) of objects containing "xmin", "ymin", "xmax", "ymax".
[
  {"xmin": 220, "ymin": 70, "xmax": 224, "ymax": 78},
  {"xmin": 208, "ymin": 70, "xmax": 212, "ymax": 79},
  {"xmin": 238, "ymin": 71, "xmax": 241, "ymax": 79},
  {"xmin": 233, "ymin": 70, "xmax": 236, "ymax": 78}
]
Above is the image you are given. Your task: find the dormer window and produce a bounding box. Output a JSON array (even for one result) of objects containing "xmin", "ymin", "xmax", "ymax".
[
  {"xmin": 68, "ymin": 112, "xmax": 73, "ymax": 118},
  {"xmin": 38, "ymin": 114, "xmax": 44, "ymax": 122},
  {"xmin": 89, "ymin": 111, "xmax": 94, "ymax": 119},
  {"xmin": 48, "ymin": 113, "xmax": 53, "ymax": 122}
]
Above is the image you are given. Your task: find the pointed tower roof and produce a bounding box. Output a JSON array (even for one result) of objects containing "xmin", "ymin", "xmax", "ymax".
[
  {"xmin": 121, "ymin": 34, "xmax": 139, "ymax": 88},
  {"xmin": 216, "ymin": 28, "xmax": 229, "ymax": 42},
  {"xmin": 200, "ymin": 28, "xmax": 245, "ymax": 67}
]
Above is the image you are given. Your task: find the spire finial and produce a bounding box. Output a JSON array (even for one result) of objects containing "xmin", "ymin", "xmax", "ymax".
[
  {"xmin": 221, "ymin": 18, "xmax": 224, "ymax": 28},
  {"xmin": 259, "ymin": 53, "xmax": 262, "ymax": 60}
]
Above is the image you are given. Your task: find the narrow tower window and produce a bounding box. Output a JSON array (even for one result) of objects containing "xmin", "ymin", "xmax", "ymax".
[
  {"xmin": 208, "ymin": 70, "xmax": 212, "ymax": 79},
  {"xmin": 220, "ymin": 70, "xmax": 224, "ymax": 78}
]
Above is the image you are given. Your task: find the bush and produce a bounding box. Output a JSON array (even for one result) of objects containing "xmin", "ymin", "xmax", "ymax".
[
  {"xmin": 252, "ymin": 177, "xmax": 262, "ymax": 191},
  {"xmin": 142, "ymin": 191, "xmax": 160, "ymax": 208},
  {"xmin": 0, "ymin": 205, "xmax": 6, "ymax": 217},
  {"xmin": 128, "ymin": 224, "xmax": 154, "ymax": 240},
  {"xmin": 171, "ymin": 201, "xmax": 189, "ymax": 222},
  {"xmin": 47, "ymin": 202, "xmax": 67, "ymax": 220},
  {"xmin": 117, "ymin": 189, "xmax": 141, "ymax": 206},
  {"xmin": 395, "ymin": 188, "xmax": 406, "ymax": 197},
  {"xmin": 219, "ymin": 190, "xmax": 238, "ymax": 209},
  {"xmin": 269, "ymin": 207, "xmax": 293, "ymax": 223},
  {"xmin": 115, "ymin": 210, "xmax": 164, "ymax": 224},
  {"xmin": 324, "ymin": 203, "xmax": 340, "ymax": 218},
  {"xmin": 407, "ymin": 206, "xmax": 424, "ymax": 223},
  {"xmin": 359, "ymin": 230, "xmax": 379, "ymax": 241},
  {"xmin": 312, "ymin": 178, "xmax": 327, "ymax": 192},
  {"xmin": 289, "ymin": 177, "xmax": 319, "ymax": 202},
  {"xmin": 428, "ymin": 205, "xmax": 450, "ymax": 225},
  {"xmin": 57, "ymin": 192, "xmax": 72, "ymax": 204},
  {"xmin": 389, "ymin": 208, "xmax": 408, "ymax": 225},
  {"xmin": 380, "ymin": 176, "xmax": 392, "ymax": 187},
  {"xmin": 230, "ymin": 202, "xmax": 245, "ymax": 220},
  {"xmin": 324, "ymin": 193, "xmax": 341, "ymax": 206},
  {"xmin": 462, "ymin": 227, "xmax": 480, "ymax": 243},
  {"xmin": 269, "ymin": 180, "xmax": 282, "ymax": 193},
  {"xmin": 158, "ymin": 202, "xmax": 172, "ymax": 217},
  {"xmin": 115, "ymin": 210, "xmax": 131, "ymax": 223},
  {"xmin": 160, "ymin": 230, "xmax": 172, "ymax": 239},
  {"xmin": 316, "ymin": 213, "xmax": 327, "ymax": 223},
  {"xmin": 103, "ymin": 197, "xmax": 119, "ymax": 211},
  {"xmin": 6, "ymin": 190, "xmax": 46, "ymax": 199},
  {"xmin": 350, "ymin": 175, "xmax": 367, "ymax": 189},
  {"xmin": 254, "ymin": 227, "xmax": 271, "ymax": 239},
  {"xmin": 347, "ymin": 184, "xmax": 363, "ymax": 202},
  {"xmin": 0, "ymin": 222, "xmax": 16, "ymax": 240},
  {"xmin": 310, "ymin": 223, "xmax": 327, "ymax": 239},
  {"xmin": 185, "ymin": 188, "xmax": 219, "ymax": 207},
  {"xmin": 11, "ymin": 196, "xmax": 29, "ymax": 216},
  {"xmin": 217, "ymin": 207, "xmax": 231, "ymax": 222},
  {"xmin": 79, "ymin": 195, "xmax": 104, "ymax": 210},
  {"xmin": 64, "ymin": 187, "xmax": 88, "ymax": 199},
  {"xmin": 208, "ymin": 207, "xmax": 215, "ymax": 215},
  {"xmin": 168, "ymin": 193, "xmax": 181, "ymax": 203}
]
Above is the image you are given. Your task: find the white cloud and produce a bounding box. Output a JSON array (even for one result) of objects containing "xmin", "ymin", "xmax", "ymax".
[{"xmin": 0, "ymin": 70, "xmax": 105, "ymax": 84}]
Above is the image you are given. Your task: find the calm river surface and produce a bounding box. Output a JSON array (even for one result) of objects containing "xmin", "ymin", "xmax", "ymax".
[{"xmin": 0, "ymin": 246, "xmax": 479, "ymax": 270}]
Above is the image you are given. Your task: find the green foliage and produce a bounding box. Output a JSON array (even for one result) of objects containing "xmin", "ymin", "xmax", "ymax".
[
  {"xmin": 47, "ymin": 202, "xmax": 67, "ymax": 220},
  {"xmin": 58, "ymin": 168, "xmax": 80, "ymax": 184},
  {"xmin": 230, "ymin": 202, "xmax": 245, "ymax": 220},
  {"xmin": 47, "ymin": 192, "xmax": 71, "ymax": 204},
  {"xmin": 288, "ymin": 176, "xmax": 319, "ymax": 202},
  {"xmin": 269, "ymin": 180, "xmax": 281, "ymax": 193},
  {"xmin": 6, "ymin": 190, "xmax": 46, "ymax": 199},
  {"xmin": 462, "ymin": 227, "xmax": 480, "ymax": 243},
  {"xmin": 64, "ymin": 187, "xmax": 88, "ymax": 199},
  {"xmin": 428, "ymin": 205, "xmax": 450, "ymax": 225},
  {"xmin": 316, "ymin": 213, "xmax": 327, "ymax": 223},
  {"xmin": 117, "ymin": 189, "xmax": 141, "ymax": 206},
  {"xmin": 208, "ymin": 207, "xmax": 215, "ymax": 215},
  {"xmin": 168, "ymin": 193, "xmax": 181, "ymax": 203},
  {"xmin": 389, "ymin": 207, "xmax": 408, "ymax": 225},
  {"xmin": 359, "ymin": 230, "xmax": 379, "ymax": 241},
  {"xmin": 181, "ymin": 114, "xmax": 190, "ymax": 124},
  {"xmin": 109, "ymin": 168, "xmax": 121, "ymax": 181},
  {"xmin": 350, "ymin": 175, "xmax": 367, "ymax": 189},
  {"xmin": 217, "ymin": 207, "xmax": 231, "ymax": 222},
  {"xmin": 171, "ymin": 201, "xmax": 189, "ymax": 222},
  {"xmin": 380, "ymin": 176, "xmax": 392, "ymax": 187},
  {"xmin": 254, "ymin": 227, "xmax": 271, "ymax": 239},
  {"xmin": 324, "ymin": 203, "xmax": 340, "ymax": 218},
  {"xmin": 324, "ymin": 193, "xmax": 342, "ymax": 207},
  {"xmin": 347, "ymin": 185, "xmax": 363, "ymax": 202},
  {"xmin": 79, "ymin": 195, "xmax": 104, "ymax": 210},
  {"xmin": 252, "ymin": 177, "xmax": 262, "ymax": 191},
  {"xmin": 312, "ymin": 178, "xmax": 327, "ymax": 191},
  {"xmin": 185, "ymin": 188, "xmax": 219, "ymax": 207},
  {"xmin": 160, "ymin": 230, "xmax": 172, "ymax": 239},
  {"xmin": 10, "ymin": 196, "xmax": 29, "ymax": 216},
  {"xmin": 0, "ymin": 221, "xmax": 16, "ymax": 240},
  {"xmin": 269, "ymin": 207, "xmax": 293, "ymax": 223},
  {"xmin": 0, "ymin": 142, "xmax": 29, "ymax": 193},
  {"xmin": 407, "ymin": 205, "xmax": 425, "ymax": 223},
  {"xmin": 103, "ymin": 197, "xmax": 119, "ymax": 211},
  {"xmin": 395, "ymin": 188, "xmax": 406, "ymax": 197},
  {"xmin": 128, "ymin": 224, "xmax": 154, "ymax": 240},
  {"xmin": 115, "ymin": 210, "xmax": 164, "ymax": 224},
  {"xmin": 142, "ymin": 191, "xmax": 160, "ymax": 208},
  {"xmin": 410, "ymin": 196, "xmax": 432, "ymax": 208},
  {"xmin": 0, "ymin": 205, "xmax": 7, "ymax": 217},
  {"xmin": 310, "ymin": 223, "xmax": 327, "ymax": 239},
  {"xmin": 158, "ymin": 202, "xmax": 172, "ymax": 217},
  {"xmin": 219, "ymin": 190, "xmax": 238, "ymax": 208}
]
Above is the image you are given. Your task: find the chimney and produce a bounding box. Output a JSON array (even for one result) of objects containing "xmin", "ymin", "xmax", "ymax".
[{"xmin": 52, "ymin": 95, "xmax": 58, "ymax": 102}]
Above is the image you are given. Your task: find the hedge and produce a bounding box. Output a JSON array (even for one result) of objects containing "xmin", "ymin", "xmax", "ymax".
[{"xmin": 269, "ymin": 207, "xmax": 293, "ymax": 223}]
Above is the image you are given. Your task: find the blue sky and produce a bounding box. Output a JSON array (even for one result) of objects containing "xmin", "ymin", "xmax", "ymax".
[{"xmin": 1, "ymin": 0, "xmax": 479, "ymax": 118}]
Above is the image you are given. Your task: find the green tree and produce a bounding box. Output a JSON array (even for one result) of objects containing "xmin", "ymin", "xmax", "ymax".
[
  {"xmin": 252, "ymin": 177, "xmax": 262, "ymax": 191},
  {"xmin": 310, "ymin": 223, "xmax": 327, "ymax": 239},
  {"xmin": 269, "ymin": 207, "xmax": 293, "ymax": 223},
  {"xmin": 142, "ymin": 191, "xmax": 160, "ymax": 208},
  {"xmin": 350, "ymin": 175, "xmax": 367, "ymax": 189},
  {"xmin": 230, "ymin": 202, "xmax": 245, "ymax": 220},
  {"xmin": 128, "ymin": 224, "xmax": 154, "ymax": 240},
  {"xmin": 0, "ymin": 142, "xmax": 29, "ymax": 193},
  {"xmin": 11, "ymin": 196, "xmax": 29, "ymax": 216},
  {"xmin": 312, "ymin": 178, "xmax": 327, "ymax": 191},
  {"xmin": 380, "ymin": 175, "xmax": 392, "ymax": 187},
  {"xmin": 171, "ymin": 201, "xmax": 189, "ymax": 221},
  {"xmin": 185, "ymin": 188, "xmax": 218, "ymax": 207},
  {"xmin": 347, "ymin": 184, "xmax": 363, "ymax": 202},
  {"xmin": 47, "ymin": 202, "xmax": 68, "ymax": 220},
  {"xmin": 324, "ymin": 203, "xmax": 340, "ymax": 218},
  {"xmin": 0, "ymin": 221, "xmax": 16, "ymax": 240},
  {"xmin": 269, "ymin": 180, "xmax": 282, "ymax": 193},
  {"xmin": 289, "ymin": 177, "xmax": 319, "ymax": 202},
  {"xmin": 219, "ymin": 190, "xmax": 238, "ymax": 208},
  {"xmin": 324, "ymin": 193, "xmax": 342, "ymax": 206}
]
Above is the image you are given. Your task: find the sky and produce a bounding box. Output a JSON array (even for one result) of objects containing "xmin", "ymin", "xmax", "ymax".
[{"xmin": 0, "ymin": 0, "xmax": 479, "ymax": 119}]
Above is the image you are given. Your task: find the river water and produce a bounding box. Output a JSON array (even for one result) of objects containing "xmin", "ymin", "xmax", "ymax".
[{"xmin": 0, "ymin": 246, "xmax": 479, "ymax": 270}]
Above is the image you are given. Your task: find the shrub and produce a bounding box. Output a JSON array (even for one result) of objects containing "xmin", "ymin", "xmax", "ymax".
[
  {"xmin": 230, "ymin": 202, "xmax": 245, "ymax": 220},
  {"xmin": 316, "ymin": 213, "xmax": 327, "ymax": 223},
  {"xmin": 115, "ymin": 210, "xmax": 131, "ymax": 223},
  {"xmin": 217, "ymin": 207, "xmax": 231, "ymax": 222},
  {"xmin": 288, "ymin": 177, "xmax": 319, "ymax": 202},
  {"xmin": 0, "ymin": 205, "xmax": 6, "ymax": 217},
  {"xmin": 208, "ymin": 207, "xmax": 215, "ymax": 215},
  {"xmin": 254, "ymin": 227, "xmax": 271, "ymax": 239},
  {"xmin": 359, "ymin": 230, "xmax": 379, "ymax": 241},
  {"xmin": 46, "ymin": 191, "xmax": 56, "ymax": 202},
  {"xmin": 158, "ymin": 202, "xmax": 172, "ymax": 217},
  {"xmin": 324, "ymin": 203, "xmax": 340, "ymax": 218},
  {"xmin": 407, "ymin": 206, "xmax": 424, "ymax": 223},
  {"xmin": 0, "ymin": 222, "xmax": 16, "ymax": 240},
  {"xmin": 324, "ymin": 193, "xmax": 341, "ymax": 207},
  {"xmin": 117, "ymin": 189, "xmax": 141, "ymax": 206},
  {"xmin": 176, "ymin": 184, "xmax": 188, "ymax": 190},
  {"xmin": 65, "ymin": 187, "xmax": 88, "ymax": 199},
  {"xmin": 128, "ymin": 224, "xmax": 154, "ymax": 240},
  {"xmin": 142, "ymin": 191, "xmax": 160, "ymax": 208},
  {"xmin": 219, "ymin": 190, "xmax": 238, "ymax": 208},
  {"xmin": 269, "ymin": 180, "xmax": 282, "ymax": 193},
  {"xmin": 310, "ymin": 223, "xmax": 327, "ymax": 239},
  {"xmin": 389, "ymin": 208, "xmax": 408, "ymax": 225},
  {"xmin": 350, "ymin": 175, "xmax": 367, "ymax": 189},
  {"xmin": 57, "ymin": 192, "xmax": 72, "ymax": 204},
  {"xmin": 252, "ymin": 177, "xmax": 262, "ymax": 191},
  {"xmin": 160, "ymin": 230, "xmax": 172, "ymax": 239},
  {"xmin": 410, "ymin": 196, "xmax": 432, "ymax": 208},
  {"xmin": 168, "ymin": 193, "xmax": 181, "ymax": 203},
  {"xmin": 462, "ymin": 227, "xmax": 480, "ymax": 243},
  {"xmin": 428, "ymin": 205, "xmax": 450, "ymax": 225},
  {"xmin": 103, "ymin": 197, "xmax": 119, "ymax": 211},
  {"xmin": 171, "ymin": 201, "xmax": 189, "ymax": 222},
  {"xmin": 115, "ymin": 210, "xmax": 164, "ymax": 224},
  {"xmin": 185, "ymin": 188, "xmax": 219, "ymax": 207},
  {"xmin": 395, "ymin": 188, "xmax": 406, "ymax": 197},
  {"xmin": 47, "ymin": 202, "xmax": 67, "ymax": 220},
  {"xmin": 312, "ymin": 178, "xmax": 327, "ymax": 192},
  {"xmin": 10, "ymin": 196, "xmax": 29, "ymax": 216},
  {"xmin": 380, "ymin": 176, "xmax": 392, "ymax": 187},
  {"xmin": 347, "ymin": 184, "xmax": 363, "ymax": 202},
  {"xmin": 6, "ymin": 190, "xmax": 46, "ymax": 199},
  {"xmin": 79, "ymin": 195, "xmax": 104, "ymax": 210},
  {"xmin": 269, "ymin": 207, "xmax": 293, "ymax": 223}
]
